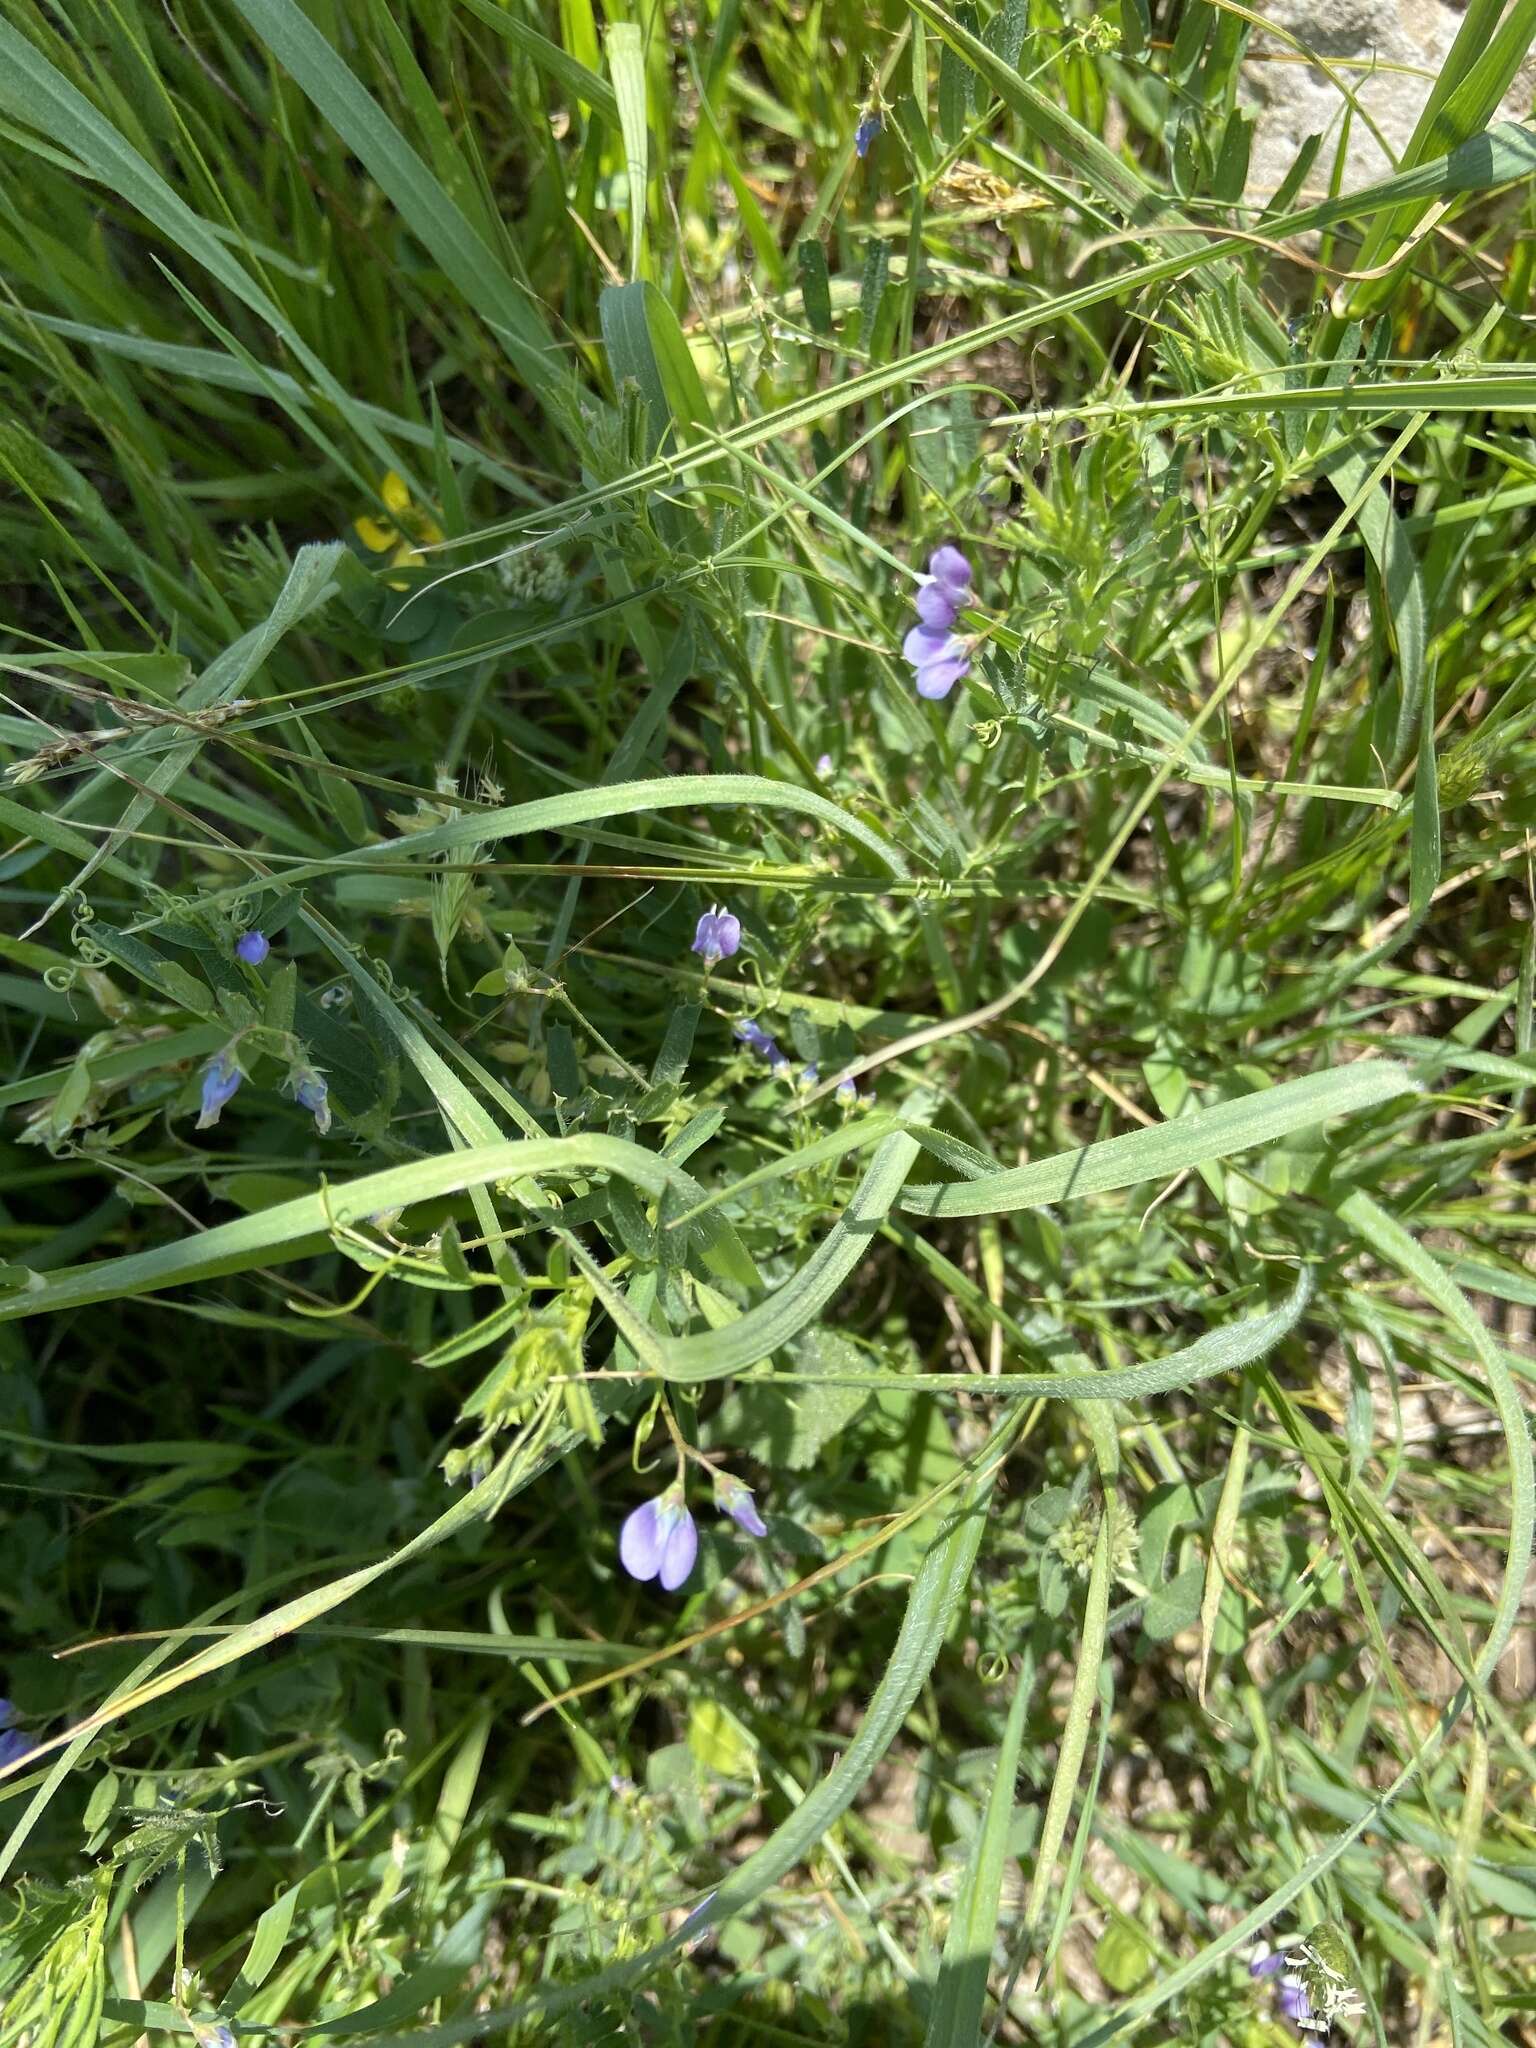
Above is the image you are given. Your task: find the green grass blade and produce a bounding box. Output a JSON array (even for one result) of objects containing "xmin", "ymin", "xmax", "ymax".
[
  {"xmin": 900, "ymin": 1062, "xmax": 1418, "ymax": 1217},
  {"xmin": 923, "ymin": 1659, "xmax": 1029, "ymax": 2046}
]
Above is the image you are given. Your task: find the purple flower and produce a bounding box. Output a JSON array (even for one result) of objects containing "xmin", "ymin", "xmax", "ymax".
[
  {"xmin": 197, "ymin": 1049, "xmax": 242, "ymax": 1129},
  {"xmin": 192, "ymin": 2027, "xmax": 237, "ymax": 2048},
  {"xmin": 234, "ymin": 930, "xmax": 269, "ymax": 966},
  {"xmin": 902, "ymin": 623, "xmax": 971, "ymax": 700},
  {"xmin": 854, "ymin": 112, "xmax": 881, "ymax": 159},
  {"xmin": 928, "ymin": 544, "xmax": 973, "ymax": 595},
  {"xmin": 915, "ymin": 580, "xmax": 961, "ymax": 630},
  {"xmin": 619, "ymin": 1485, "xmax": 698, "ymax": 1592},
  {"xmin": 769, "ymin": 1052, "xmax": 792, "ymax": 1079},
  {"xmin": 734, "ymin": 1018, "xmax": 776, "ymax": 1057},
  {"xmin": 0, "ymin": 1727, "xmax": 34, "ymax": 1771},
  {"xmin": 815, "ymin": 753, "xmax": 834, "ymax": 776},
  {"xmin": 692, "ymin": 905, "xmax": 741, "ymax": 968},
  {"xmin": 289, "ymin": 1068, "xmax": 331, "ymax": 1135},
  {"xmin": 713, "ymin": 1472, "xmax": 767, "ymax": 1538},
  {"xmin": 835, "ymin": 1073, "xmax": 858, "ymax": 1106},
  {"xmin": 1278, "ymin": 1979, "xmax": 1317, "ymax": 2030},
  {"xmin": 798, "ymin": 1063, "xmax": 819, "ymax": 1092},
  {"xmin": 1250, "ymin": 1952, "xmax": 1318, "ymax": 2033}
]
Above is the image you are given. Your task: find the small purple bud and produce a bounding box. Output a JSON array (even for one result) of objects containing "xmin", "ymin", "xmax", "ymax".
[
  {"xmin": 192, "ymin": 2027, "xmax": 237, "ymax": 2048},
  {"xmin": 619, "ymin": 1485, "xmax": 698, "ymax": 1592},
  {"xmin": 854, "ymin": 112, "xmax": 881, "ymax": 159},
  {"xmin": 815, "ymin": 753, "xmax": 834, "ymax": 776},
  {"xmin": 734, "ymin": 1018, "xmax": 774, "ymax": 1056},
  {"xmin": 691, "ymin": 904, "xmax": 742, "ymax": 968},
  {"xmin": 234, "ymin": 930, "xmax": 269, "ymax": 966},
  {"xmin": 197, "ymin": 1049, "xmax": 243, "ymax": 1129},
  {"xmin": 835, "ymin": 1073, "xmax": 858, "ymax": 1106},
  {"xmin": 769, "ymin": 1052, "xmax": 792, "ymax": 1080},
  {"xmin": 290, "ymin": 1067, "xmax": 331, "ymax": 1135},
  {"xmin": 713, "ymin": 1472, "xmax": 767, "ymax": 1538},
  {"xmin": 798, "ymin": 1063, "xmax": 819, "ymax": 1092}
]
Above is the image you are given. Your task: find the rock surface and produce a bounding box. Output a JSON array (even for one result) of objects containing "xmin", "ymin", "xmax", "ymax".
[{"xmin": 1240, "ymin": 0, "xmax": 1536, "ymax": 196}]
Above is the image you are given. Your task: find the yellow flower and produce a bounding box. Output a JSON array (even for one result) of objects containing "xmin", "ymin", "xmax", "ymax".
[{"xmin": 354, "ymin": 470, "xmax": 444, "ymax": 580}]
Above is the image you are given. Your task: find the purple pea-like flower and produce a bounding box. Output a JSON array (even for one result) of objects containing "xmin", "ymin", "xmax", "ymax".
[
  {"xmin": 815, "ymin": 753, "xmax": 834, "ymax": 776},
  {"xmin": 734, "ymin": 1018, "xmax": 775, "ymax": 1056},
  {"xmin": 714, "ymin": 1472, "xmax": 767, "ymax": 1538},
  {"xmin": 901, "ymin": 545, "xmax": 977, "ymax": 700},
  {"xmin": 692, "ymin": 904, "xmax": 741, "ymax": 968},
  {"xmin": 915, "ymin": 580, "xmax": 960, "ymax": 630},
  {"xmin": 290, "ymin": 1068, "xmax": 331, "ymax": 1135},
  {"xmin": 835, "ymin": 1073, "xmax": 858, "ymax": 1107},
  {"xmin": 0, "ymin": 1726, "xmax": 35, "ymax": 1771},
  {"xmin": 769, "ymin": 1052, "xmax": 792, "ymax": 1079},
  {"xmin": 928, "ymin": 544, "xmax": 973, "ymax": 596},
  {"xmin": 619, "ymin": 1485, "xmax": 698, "ymax": 1592},
  {"xmin": 197, "ymin": 1049, "xmax": 243, "ymax": 1129},
  {"xmin": 234, "ymin": 930, "xmax": 269, "ymax": 966},
  {"xmin": 798, "ymin": 1063, "xmax": 819, "ymax": 1092},
  {"xmin": 902, "ymin": 623, "xmax": 972, "ymax": 700},
  {"xmin": 1250, "ymin": 1953, "xmax": 1318, "ymax": 2034},
  {"xmin": 192, "ymin": 2027, "xmax": 237, "ymax": 2048},
  {"xmin": 854, "ymin": 112, "xmax": 881, "ymax": 159},
  {"xmin": 1278, "ymin": 1979, "xmax": 1318, "ymax": 2031}
]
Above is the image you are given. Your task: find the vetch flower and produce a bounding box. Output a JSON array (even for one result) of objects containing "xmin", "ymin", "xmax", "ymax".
[
  {"xmin": 836, "ymin": 1073, "xmax": 858, "ymax": 1107},
  {"xmin": 234, "ymin": 930, "xmax": 269, "ymax": 966},
  {"xmin": 798, "ymin": 1063, "xmax": 819, "ymax": 1093},
  {"xmin": 0, "ymin": 1710, "xmax": 35, "ymax": 1770},
  {"xmin": 768, "ymin": 1051, "xmax": 792, "ymax": 1080},
  {"xmin": 1279, "ymin": 1980, "xmax": 1319, "ymax": 2031},
  {"xmin": 692, "ymin": 905, "xmax": 742, "ymax": 968},
  {"xmin": 191, "ymin": 2027, "xmax": 237, "ymax": 2048},
  {"xmin": 815, "ymin": 753, "xmax": 834, "ymax": 776},
  {"xmin": 734, "ymin": 1018, "xmax": 776, "ymax": 1056},
  {"xmin": 197, "ymin": 1049, "xmax": 243, "ymax": 1129},
  {"xmin": 619, "ymin": 1484, "xmax": 698, "ymax": 1592},
  {"xmin": 927, "ymin": 543, "xmax": 973, "ymax": 597},
  {"xmin": 289, "ymin": 1067, "xmax": 331, "ymax": 1135},
  {"xmin": 713, "ymin": 1472, "xmax": 767, "ymax": 1537},
  {"xmin": 1249, "ymin": 1950, "xmax": 1324, "ymax": 2035},
  {"xmin": 902, "ymin": 623, "xmax": 971, "ymax": 700},
  {"xmin": 854, "ymin": 112, "xmax": 881, "ymax": 158},
  {"xmin": 915, "ymin": 580, "xmax": 961, "ymax": 630}
]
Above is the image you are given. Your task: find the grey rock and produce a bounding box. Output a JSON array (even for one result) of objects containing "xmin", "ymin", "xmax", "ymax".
[{"xmin": 1240, "ymin": 0, "xmax": 1536, "ymax": 196}]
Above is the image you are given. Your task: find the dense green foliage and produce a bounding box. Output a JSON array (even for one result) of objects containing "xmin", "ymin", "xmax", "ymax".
[{"xmin": 1, "ymin": 0, "xmax": 1534, "ymax": 2043}]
